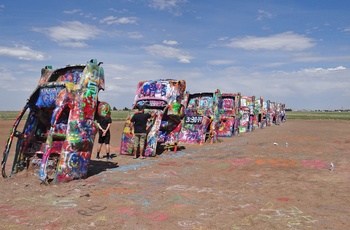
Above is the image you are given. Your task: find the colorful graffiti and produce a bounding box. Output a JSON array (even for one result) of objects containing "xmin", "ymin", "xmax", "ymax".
[
  {"xmin": 119, "ymin": 80, "xmax": 285, "ymax": 155},
  {"xmin": 217, "ymin": 93, "xmax": 239, "ymax": 137},
  {"xmin": 1, "ymin": 59, "xmax": 109, "ymax": 184},
  {"xmin": 179, "ymin": 90, "xmax": 222, "ymax": 144},
  {"xmin": 120, "ymin": 79, "xmax": 186, "ymax": 156},
  {"xmin": 253, "ymin": 97, "xmax": 265, "ymax": 130},
  {"xmin": 237, "ymin": 96, "xmax": 255, "ymax": 133},
  {"xmin": 266, "ymin": 100, "xmax": 276, "ymax": 126},
  {"xmin": 2, "ymin": 59, "xmax": 287, "ymax": 185}
]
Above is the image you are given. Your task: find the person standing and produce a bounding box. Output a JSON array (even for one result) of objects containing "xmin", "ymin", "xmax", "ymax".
[
  {"xmin": 281, "ymin": 109, "xmax": 286, "ymax": 122},
  {"xmin": 130, "ymin": 104, "xmax": 153, "ymax": 159},
  {"xmin": 96, "ymin": 103, "xmax": 112, "ymax": 160}
]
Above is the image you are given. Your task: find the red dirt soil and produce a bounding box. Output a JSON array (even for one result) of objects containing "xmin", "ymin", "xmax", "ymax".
[{"xmin": 0, "ymin": 119, "xmax": 350, "ymax": 229}]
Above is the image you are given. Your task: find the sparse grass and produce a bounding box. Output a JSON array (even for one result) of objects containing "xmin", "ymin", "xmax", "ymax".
[
  {"xmin": 110, "ymin": 110, "xmax": 130, "ymax": 121},
  {"xmin": 286, "ymin": 111, "xmax": 350, "ymax": 120},
  {"xmin": 0, "ymin": 111, "xmax": 28, "ymax": 120}
]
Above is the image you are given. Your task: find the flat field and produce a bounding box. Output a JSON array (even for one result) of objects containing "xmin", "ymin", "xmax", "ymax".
[{"xmin": 0, "ymin": 119, "xmax": 350, "ymax": 229}]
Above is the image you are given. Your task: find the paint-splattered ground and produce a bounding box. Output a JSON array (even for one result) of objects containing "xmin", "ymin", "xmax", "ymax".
[{"xmin": 1, "ymin": 119, "xmax": 350, "ymax": 230}]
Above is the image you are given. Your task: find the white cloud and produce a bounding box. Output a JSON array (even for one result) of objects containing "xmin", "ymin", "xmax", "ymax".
[
  {"xmin": 178, "ymin": 58, "xmax": 190, "ymax": 63},
  {"xmin": 33, "ymin": 21, "xmax": 100, "ymax": 47},
  {"xmin": 108, "ymin": 8, "xmax": 129, "ymax": 14},
  {"xmin": 163, "ymin": 40, "xmax": 178, "ymax": 45},
  {"xmin": 100, "ymin": 16, "xmax": 138, "ymax": 25},
  {"xmin": 0, "ymin": 45, "xmax": 45, "ymax": 60},
  {"xmin": 149, "ymin": 0, "xmax": 187, "ymax": 15},
  {"xmin": 149, "ymin": 0, "xmax": 185, "ymax": 10},
  {"xmin": 218, "ymin": 37, "xmax": 229, "ymax": 41},
  {"xmin": 63, "ymin": 9, "xmax": 82, "ymax": 14},
  {"xmin": 0, "ymin": 64, "xmax": 39, "ymax": 96},
  {"xmin": 143, "ymin": 44, "xmax": 192, "ymax": 63},
  {"xmin": 292, "ymin": 53, "xmax": 350, "ymax": 63},
  {"xmin": 226, "ymin": 32, "xmax": 315, "ymax": 51},
  {"xmin": 299, "ymin": 66, "xmax": 346, "ymax": 74},
  {"xmin": 207, "ymin": 60, "xmax": 235, "ymax": 65},
  {"xmin": 59, "ymin": 41, "xmax": 88, "ymax": 48},
  {"xmin": 0, "ymin": 67, "xmax": 16, "ymax": 89},
  {"xmin": 329, "ymin": 66, "xmax": 346, "ymax": 71},
  {"xmin": 257, "ymin": 9, "xmax": 273, "ymax": 21},
  {"xmin": 128, "ymin": 32, "xmax": 143, "ymax": 39},
  {"xmin": 104, "ymin": 63, "xmax": 129, "ymax": 72}
]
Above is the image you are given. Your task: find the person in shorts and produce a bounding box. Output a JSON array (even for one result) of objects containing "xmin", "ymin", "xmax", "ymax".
[
  {"xmin": 96, "ymin": 115, "xmax": 112, "ymax": 160},
  {"xmin": 130, "ymin": 104, "xmax": 153, "ymax": 159}
]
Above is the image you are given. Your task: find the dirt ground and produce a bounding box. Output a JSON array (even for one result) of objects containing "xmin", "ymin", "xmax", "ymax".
[{"xmin": 0, "ymin": 119, "xmax": 350, "ymax": 230}]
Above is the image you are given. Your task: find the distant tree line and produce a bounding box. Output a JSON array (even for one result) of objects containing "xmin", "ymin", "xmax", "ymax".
[{"xmin": 112, "ymin": 106, "xmax": 130, "ymax": 111}]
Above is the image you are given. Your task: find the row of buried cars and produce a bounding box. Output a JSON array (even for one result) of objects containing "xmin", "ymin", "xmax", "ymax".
[
  {"xmin": 1, "ymin": 60, "xmax": 285, "ymax": 184},
  {"xmin": 120, "ymin": 79, "xmax": 286, "ymax": 157}
]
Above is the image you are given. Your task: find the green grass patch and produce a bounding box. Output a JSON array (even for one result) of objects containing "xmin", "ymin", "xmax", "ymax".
[
  {"xmin": 110, "ymin": 110, "xmax": 130, "ymax": 121},
  {"xmin": 0, "ymin": 111, "xmax": 28, "ymax": 120},
  {"xmin": 287, "ymin": 111, "xmax": 350, "ymax": 120}
]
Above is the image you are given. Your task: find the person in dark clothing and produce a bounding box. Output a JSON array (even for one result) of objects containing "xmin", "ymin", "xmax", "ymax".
[
  {"xmin": 96, "ymin": 115, "xmax": 112, "ymax": 160},
  {"xmin": 130, "ymin": 104, "xmax": 154, "ymax": 159}
]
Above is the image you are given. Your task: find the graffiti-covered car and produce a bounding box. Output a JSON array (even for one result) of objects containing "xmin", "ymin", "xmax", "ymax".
[
  {"xmin": 1, "ymin": 59, "xmax": 109, "ymax": 184},
  {"xmin": 252, "ymin": 96, "xmax": 265, "ymax": 130},
  {"xmin": 217, "ymin": 92, "xmax": 240, "ymax": 137},
  {"xmin": 237, "ymin": 95, "xmax": 255, "ymax": 133},
  {"xmin": 179, "ymin": 90, "xmax": 222, "ymax": 144},
  {"xmin": 120, "ymin": 79, "xmax": 186, "ymax": 156},
  {"xmin": 266, "ymin": 100, "xmax": 275, "ymax": 126}
]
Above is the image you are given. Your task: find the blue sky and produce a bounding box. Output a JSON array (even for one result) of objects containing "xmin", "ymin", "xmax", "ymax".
[{"xmin": 1, "ymin": 0, "xmax": 350, "ymax": 111}]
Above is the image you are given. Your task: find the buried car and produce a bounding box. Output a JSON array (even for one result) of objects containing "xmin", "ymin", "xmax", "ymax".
[
  {"xmin": 179, "ymin": 89, "xmax": 222, "ymax": 144},
  {"xmin": 120, "ymin": 79, "xmax": 186, "ymax": 156},
  {"xmin": 1, "ymin": 59, "xmax": 109, "ymax": 184}
]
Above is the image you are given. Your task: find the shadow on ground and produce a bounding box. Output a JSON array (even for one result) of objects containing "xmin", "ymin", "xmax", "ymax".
[{"xmin": 87, "ymin": 159, "xmax": 119, "ymax": 177}]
